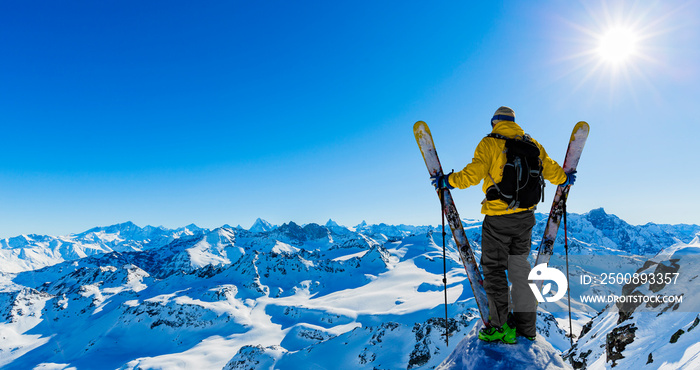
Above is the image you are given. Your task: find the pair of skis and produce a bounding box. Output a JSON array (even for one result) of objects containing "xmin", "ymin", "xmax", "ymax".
[{"xmin": 413, "ymin": 120, "xmax": 589, "ymax": 332}]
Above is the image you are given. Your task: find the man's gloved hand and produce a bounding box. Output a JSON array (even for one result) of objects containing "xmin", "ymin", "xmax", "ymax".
[
  {"xmin": 560, "ymin": 170, "xmax": 577, "ymax": 187},
  {"xmin": 430, "ymin": 171, "xmax": 454, "ymax": 190}
]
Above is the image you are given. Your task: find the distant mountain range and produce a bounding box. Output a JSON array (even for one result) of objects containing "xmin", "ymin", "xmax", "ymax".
[
  {"xmin": 0, "ymin": 208, "xmax": 698, "ymax": 369},
  {"xmin": 2, "ymin": 208, "xmax": 697, "ymax": 275}
]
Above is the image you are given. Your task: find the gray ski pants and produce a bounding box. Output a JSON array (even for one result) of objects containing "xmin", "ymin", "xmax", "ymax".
[{"xmin": 481, "ymin": 210, "xmax": 538, "ymax": 337}]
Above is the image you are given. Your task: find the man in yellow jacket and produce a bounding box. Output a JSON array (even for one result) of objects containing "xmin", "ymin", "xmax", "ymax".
[{"xmin": 432, "ymin": 106, "xmax": 575, "ymax": 343}]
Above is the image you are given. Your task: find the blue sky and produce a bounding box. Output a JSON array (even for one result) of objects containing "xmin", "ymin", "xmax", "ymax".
[{"xmin": 1, "ymin": 1, "xmax": 699, "ymax": 237}]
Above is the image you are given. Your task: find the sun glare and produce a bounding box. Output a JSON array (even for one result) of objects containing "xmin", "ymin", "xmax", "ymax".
[
  {"xmin": 551, "ymin": 0, "xmax": 678, "ymax": 98},
  {"xmin": 598, "ymin": 27, "xmax": 638, "ymax": 64}
]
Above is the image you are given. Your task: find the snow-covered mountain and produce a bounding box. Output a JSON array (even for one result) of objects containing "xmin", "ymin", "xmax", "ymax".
[
  {"xmin": 0, "ymin": 209, "xmax": 698, "ymax": 369},
  {"xmin": 0, "ymin": 222, "xmax": 204, "ymax": 273},
  {"xmin": 533, "ymin": 208, "xmax": 700, "ymax": 256},
  {"xmin": 564, "ymin": 237, "xmax": 700, "ymax": 369}
]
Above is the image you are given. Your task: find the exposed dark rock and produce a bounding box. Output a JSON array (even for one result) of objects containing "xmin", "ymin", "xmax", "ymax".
[{"xmin": 606, "ymin": 323, "xmax": 637, "ymax": 367}]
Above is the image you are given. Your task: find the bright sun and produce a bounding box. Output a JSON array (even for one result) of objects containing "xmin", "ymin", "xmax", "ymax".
[
  {"xmin": 555, "ymin": 1, "xmax": 676, "ymax": 96},
  {"xmin": 598, "ymin": 27, "xmax": 638, "ymax": 64}
]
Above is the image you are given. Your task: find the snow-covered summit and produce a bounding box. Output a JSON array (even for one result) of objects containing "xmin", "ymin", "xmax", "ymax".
[
  {"xmin": 438, "ymin": 323, "xmax": 571, "ymax": 370},
  {"xmin": 249, "ymin": 218, "xmax": 275, "ymax": 233},
  {"xmin": 325, "ymin": 219, "xmax": 341, "ymax": 228}
]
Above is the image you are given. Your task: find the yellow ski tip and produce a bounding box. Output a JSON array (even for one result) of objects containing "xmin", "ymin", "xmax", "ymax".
[
  {"xmin": 571, "ymin": 121, "xmax": 590, "ymax": 141},
  {"xmin": 413, "ymin": 121, "xmax": 433, "ymax": 149},
  {"xmin": 413, "ymin": 121, "xmax": 431, "ymax": 135}
]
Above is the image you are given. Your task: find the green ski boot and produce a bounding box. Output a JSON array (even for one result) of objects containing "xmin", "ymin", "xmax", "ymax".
[
  {"xmin": 478, "ymin": 325, "xmax": 505, "ymax": 342},
  {"xmin": 501, "ymin": 321, "xmax": 517, "ymax": 344}
]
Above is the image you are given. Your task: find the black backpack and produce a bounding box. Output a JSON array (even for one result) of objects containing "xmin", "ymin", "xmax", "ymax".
[{"xmin": 485, "ymin": 133, "xmax": 544, "ymax": 210}]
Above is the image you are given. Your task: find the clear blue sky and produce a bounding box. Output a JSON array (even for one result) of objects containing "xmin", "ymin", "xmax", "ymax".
[{"xmin": 1, "ymin": 1, "xmax": 699, "ymax": 237}]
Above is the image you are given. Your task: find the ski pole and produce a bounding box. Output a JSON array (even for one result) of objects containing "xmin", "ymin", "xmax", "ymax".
[
  {"xmin": 564, "ymin": 201, "xmax": 573, "ymax": 347},
  {"xmin": 440, "ymin": 187, "xmax": 449, "ymax": 346}
]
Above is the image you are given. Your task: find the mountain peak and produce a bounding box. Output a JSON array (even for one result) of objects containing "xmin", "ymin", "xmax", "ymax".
[
  {"xmin": 81, "ymin": 221, "xmax": 141, "ymax": 236},
  {"xmin": 588, "ymin": 207, "xmax": 608, "ymax": 216},
  {"xmin": 586, "ymin": 207, "xmax": 626, "ymax": 228},
  {"xmin": 113, "ymin": 221, "xmax": 139, "ymax": 230},
  {"xmin": 250, "ymin": 218, "xmax": 274, "ymax": 233}
]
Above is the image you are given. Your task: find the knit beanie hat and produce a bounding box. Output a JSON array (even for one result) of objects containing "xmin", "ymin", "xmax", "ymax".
[{"xmin": 491, "ymin": 106, "xmax": 515, "ymax": 126}]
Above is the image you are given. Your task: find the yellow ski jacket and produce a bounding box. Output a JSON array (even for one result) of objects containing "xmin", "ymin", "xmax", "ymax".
[{"xmin": 448, "ymin": 121, "xmax": 567, "ymax": 216}]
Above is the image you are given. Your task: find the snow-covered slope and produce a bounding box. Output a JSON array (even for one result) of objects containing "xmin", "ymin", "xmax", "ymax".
[
  {"xmin": 0, "ymin": 210, "xmax": 698, "ymax": 369},
  {"xmin": 565, "ymin": 238, "xmax": 700, "ymax": 369},
  {"xmin": 1, "ymin": 222, "xmax": 472, "ymax": 369}
]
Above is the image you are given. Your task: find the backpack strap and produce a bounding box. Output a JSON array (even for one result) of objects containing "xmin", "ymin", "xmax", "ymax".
[
  {"xmin": 487, "ymin": 132, "xmax": 536, "ymax": 143},
  {"xmin": 486, "ymin": 133, "xmax": 509, "ymax": 140},
  {"xmin": 485, "ymin": 133, "xmax": 516, "ymax": 207}
]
